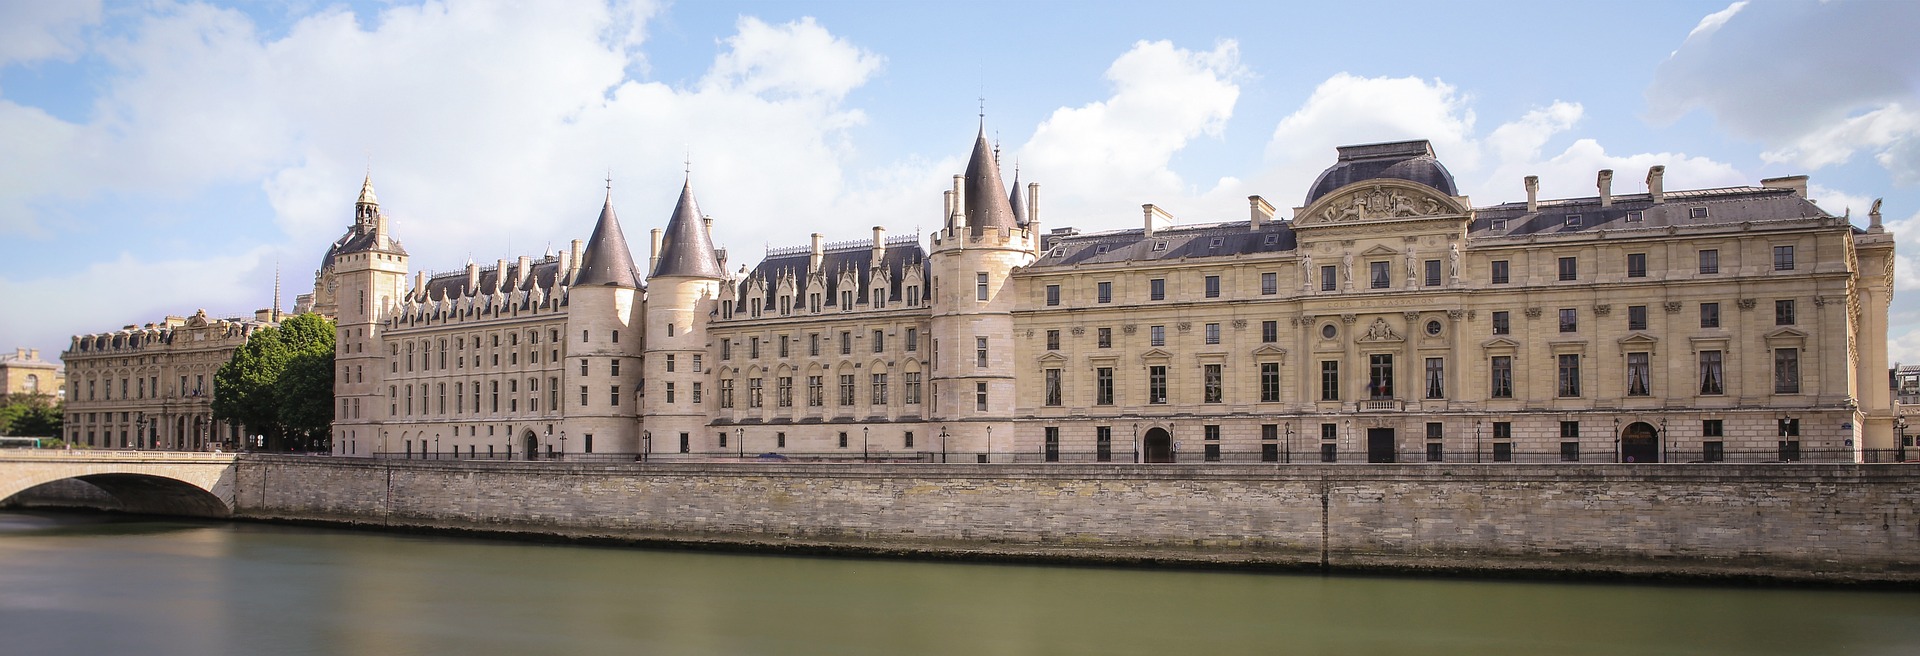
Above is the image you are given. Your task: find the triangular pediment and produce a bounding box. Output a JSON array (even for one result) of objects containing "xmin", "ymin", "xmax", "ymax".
[
  {"xmin": 1251, "ymin": 344, "xmax": 1288, "ymax": 357},
  {"xmin": 1360, "ymin": 244, "xmax": 1400, "ymax": 257},
  {"xmin": 1618, "ymin": 333, "xmax": 1659, "ymax": 346},
  {"xmin": 1036, "ymin": 352, "xmax": 1069, "ymax": 364},
  {"xmin": 1765, "ymin": 327, "xmax": 1809, "ymax": 342},
  {"xmin": 1139, "ymin": 347, "xmax": 1173, "ymax": 360},
  {"xmin": 1481, "ymin": 336, "xmax": 1521, "ymax": 350}
]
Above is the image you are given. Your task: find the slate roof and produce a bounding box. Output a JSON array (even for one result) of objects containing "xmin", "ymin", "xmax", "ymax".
[
  {"xmin": 1304, "ymin": 140, "xmax": 1457, "ymax": 206},
  {"xmin": 734, "ymin": 242, "xmax": 928, "ymax": 309},
  {"xmin": 964, "ymin": 127, "xmax": 1019, "ymax": 236},
  {"xmin": 575, "ymin": 193, "xmax": 643, "ymax": 287},
  {"xmin": 652, "ymin": 180, "xmax": 726, "ymax": 279},
  {"xmin": 1031, "ymin": 221, "xmax": 1298, "ymax": 269},
  {"xmin": 1470, "ymin": 186, "xmax": 1836, "ymax": 237},
  {"xmin": 421, "ymin": 257, "xmax": 567, "ymax": 301}
]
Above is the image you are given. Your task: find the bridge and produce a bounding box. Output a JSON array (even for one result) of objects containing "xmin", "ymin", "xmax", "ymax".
[{"xmin": 0, "ymin": 451, "xmax": 237, "ymax": 517}]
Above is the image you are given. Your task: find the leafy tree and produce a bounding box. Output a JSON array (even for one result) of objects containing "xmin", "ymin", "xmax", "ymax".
[
  {"xmin": 213, "ymin": 313, "xmax": 335, "ymax": 451},
  {"xmin": 0, "ymin": 393, "xmax": 62, "ymax": 438}
]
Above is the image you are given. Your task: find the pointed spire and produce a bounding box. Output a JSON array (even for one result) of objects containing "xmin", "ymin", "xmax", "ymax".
[
  {"xmin": 574, "ymin": 187, "xmax": 641, "ymax": 288},
  {"xmin": 1008, "ymin": 165, "xmax": 1028, "ymax": 226},
  {"xmin": 272, "ymin": 262, "xmax": 282, "ymax": 319},
  {"xmin": 357, "ymin": 174, "xmax": 378, "ymax": 206},
  {"xmin": 964, "ymin": 124, "xmax": 1018, "ymax": 235},
  {"xmin": 652, "ymin": 179, "xmax": 726, "ymax": 279}
]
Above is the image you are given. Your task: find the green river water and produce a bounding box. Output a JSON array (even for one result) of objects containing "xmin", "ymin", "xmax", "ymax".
[{"xmin": 2, "ymin": 510, "xmax": 1917, "ymax": 655}]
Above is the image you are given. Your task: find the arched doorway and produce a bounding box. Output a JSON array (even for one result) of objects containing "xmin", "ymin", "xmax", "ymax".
[
  {"xmin": 522, "ymin": 432, "xmax": 540, "ymax": 460},
  {"xmin": 1143, "ymin": 427, "xmax": 1174, "ymax": 463},
  {"xmin": 1621, "ymin": 422, "xmax": 1659, "ymax": 463}
]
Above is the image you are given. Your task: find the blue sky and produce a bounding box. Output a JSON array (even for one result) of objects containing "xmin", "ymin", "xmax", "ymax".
[{"xmin": 3, "ymin": 0, "xmax": 1919, "ymax": 365}]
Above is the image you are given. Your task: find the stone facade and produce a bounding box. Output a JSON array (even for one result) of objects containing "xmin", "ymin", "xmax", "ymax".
[
  {"xmin": 60, "ymin": 310, "xmax": 274, "ymax": 450},
  {"xmin": 0, "ymin": 347, "xmax": 63, "ymax": 402},
  {"xmin": 318, "ymin": 130, "xmax": 1897, "ymax": 464}
]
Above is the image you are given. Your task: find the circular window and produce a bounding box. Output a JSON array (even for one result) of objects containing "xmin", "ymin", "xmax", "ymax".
[
  {"xmin": 1425, "ymin": 320, "xmax": 1442, "ymax": 336},
  {"xmin": 1321, "ymin": 324, "xmax": 1337, "ymax": 339}
]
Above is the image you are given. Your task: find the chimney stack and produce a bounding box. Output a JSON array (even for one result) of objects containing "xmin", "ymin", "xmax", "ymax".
[
  {"xmin": 466, "ymin": 261, "xmax": 480, "ymax": 295},
  {"xmin": 1026, "ymin": 182, "xmax": 1042, "ymax": 254},
  {"xmin": 703, "ymin": 216, "xmax": 715, "ymax": 242},
  {"xmin": 1761, "ymin": 175, "xmax": 1809, "ymax": 198},
  {"xmin": 810, "ymin": 233, "xmax": 825, "ymax": 271},
  {"xmin": 1143, "ymin": 204, "xmax": 1174, "ymax": 237},
  {"xmin": 1597, "ymin": 169, "xmax": 1614, "ymax": 208},
  {"xmin": 413, "ymin": 271, "xmax": 426, "ymax": 300},
  {"xmin": 1248, "ymin": 195, "xmax": 1275, "ymax": 231},
  {"xmin": 649, "ymin": 228, "xmax": 664, "ymax": 274},
  {"xmin": 952, "ymin": 175, "xmax": 966, "ymax": 229},
  {"xmin": 1525, "ymin": 176, "xmax": 1540, "ymax": 212},
  {"xmin": 1646, "ymin": 166, "xmax": 1666, "ymax": 204},
  {"xmin": 496, "ymin": 259, "xmax": 510, "ymax": 294},
  {"xmin": 515, "ymin": 255, "xmax": 532, "ymax": 290},
  {"xmin": 872, "ymin": 226, "xmax": 886, "ymax": 266}
]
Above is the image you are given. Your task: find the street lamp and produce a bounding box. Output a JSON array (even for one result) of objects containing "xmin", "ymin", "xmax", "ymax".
[
  {"xmin": 559, "ymin": 431, "xmax": 567, "ymax": 460},
  {"xmin": 1284, "ymin": 422, "xmax": 1293, "ymax": 464},
  {"xmin": 862, "ymin": 426, "xmax": 869, "ymax": 462},
  {"xmin": 1475, "ymin": 419, "xmax": 1483, "ymax": 463},
  {"xmin": 1899, "ymin": 417, "xmax": 1909, "ymax": 462},
  {"xmin": 1612, "ymin": 417, "xmax": 1621, "ymax": 463},
  {"xmin": 985, "ymin": 425, "xmax": 993, "ymax": 464},
  {"xmin": 939, "ymin": 426, "xmax": 948, "ymax": 464},
  {"xmin": 642, "ymin": 430, "xmax": 651, "ymax": 463},
  {"xmin": 737, "ymin": 428, "xmax": 744, "ymax": 459},
  {"xmin": 434, "ymin": 434, "xmax": 440, "ymax": 460}
]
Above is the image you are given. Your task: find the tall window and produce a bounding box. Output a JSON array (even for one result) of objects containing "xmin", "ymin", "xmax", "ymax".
[
  {"xmin": 1699, "ymin": 351, "xmax": 1724, "ymax": 395},
  {"xmin": 1627, "ymin": 352, "xmax": 1651, "ymax": 396},
  {"xmin": 1368, "ymin": 355, "xmax": 1394, "ymax": 399},
  {"xmin": 1558, "ymin": 256, "xmax": 1577, "ymax": 281},
  {"xmin": 1492, "ymin": 311, "xmax": 1510, "ymax": 335},
  {"xmin": 1557, "ymin": 354, "xmax": 1581, "ymax": 397},
  {"xmin": 1698, "ymin": 249, "xmax": 1719, "ymax": 274},
  {"xmin": 1097, "ymin": 281, "xmax": 1112, "ymax": 303},
  {"xmin": 904, "ymin": 373, "xmax": 920, "ymax": 405},
  {"xmin": 808, "ymin": 375, "xmax": 825, "ymax": 407},
  {"xmin": 1150, "ymin": 325, "xmax": 1165, "ymax": 347},
  {"xmin": 1260, "ymin": 363, "xmax": 1280, "ymax": 402},
  {"xmin": 748, "ymin": 378, "xmax": 762, "ymax": 408},
  {"xmin": 1774, "ymin": 348, "xmax": 1801, "ymax": 394},
  {"xmin": 871, "ymin": 373, "xmax": 888, "ymax": 405},
  {"xmin": 1203, "ymin": 364, "xmax": 1223, "ymax": 403},
  {"xmin": 1424, "ymin": 357, "xmax": 1444, "ymax": 399},
  {"xmin": 1628, "ymin": 305, "xmax": 1648, "ymax": 331},
  {"xmin": 1204, "ymin": 323, "xmax": 1220, "ymax": 345},
  {"xmin": 750, "ymin": 337, "xmax": 761, "ymax": 359},
  {"xmin": 1775, "ymin": 300, "xmax": 1796, "ymax": 325},
  {"xmin": 776, "ymin": 376, "xmax": 793, "ymax": 408},
  {"xmin": 1560, "ymin": 421, "xmax": 1581, "ymax": 462},
  {"xmin": 873, "ymin": 329, "xmax": 886, "ymax": 353},
  {"xmin": 1148, "ymin": 366, "xmax": 1167, "ymax": 404},
  {"xmin": 1262, "ymin": 320, "xmax": 1278, "ymax": 343},
  {"xmin": 1701, "ymin": 302, "xmax": 1720, "ymax": 329},
  {"xmin": 904, "ymin": 328, "xmax": 917, "ymax": 352},
  {"xmin": 975, "ymin": 382, "xmax": 988, "ymax": 411},
  {"xmin": 976, "ymin": 272, "xmax": 989, "ymax": 301},
  {"xmin": 1321, "ymin": 266, "xmax": 1337, "ymax": 291},
  {"xmin": 1491, "ymin": 260, "xmax": 1509, "ymax": 285},
  {"xmin": 1424, "ymin": 260, "xmax": 1441, "ymax": 286},
  {"xmin": 841, "ymin": 331, "xmax": 852, "ymax": 355},
  {"xmin": 1204, "ymin": 275, "xmax": 1221, "ymax": 298},
  {"xmin": 1320, "ymin": 361, "xmax": 1340, "ymax": 401},
  {"xmin": 1095, "ymin": 367, "xmax": 1114, "ymax": 405},
  {"xmin": 1045, "ymin": 284, "xmax": 1060, "ymax": 306},
  {"xmin": 1559, "ymin": 308, "xmax": 1578, "ymax": 333},
  {"xmin": 1044, "ymin": 426, "xmax": 1060, "ymax": 463},
  {"xmin": 1098, "ymin": 327, "xmax": 1112, "ymax": 348},
  {"xmin": 1773, "ymin": 245, "xmax": 1795, "ymax": 271},
  {"xmin": 1096, "ymin": 426, "xmax": 1112, "ymax": 462},
  {"xmin": 839, "ymin": 374, "xmax": 856, "ymax": 405},
  {"xmin": 1046, "ymin": 330, "xmax": 1060, "ymax": 351},
  {"xmin": 1626, "ymin": 252, "xmax": 1647, "ymax": 278},
  {"xmin": 1490, "ymin": 356, "xmax": 1513, "ymax": 398},
  {"xmin": 1370, "ymin": 262, "xmax": 1390, "ymax": 288},
  {"xmin": 976, "ymin": 337, "xmax": 989, "ymax": 367},
  {"xmin": 719, "ymin": 379, "xmax": 734, "ymax": 408},
  {"xmin": 1044, "ymin": 369, "xmax": 1063, "ymax": 406},
  {"xmin": 1261, "ymin": 272, "xmax": 1277, "ymax": 295},
  {"xmin": 1150, "ymin": 278, "xmax": 1166, "ymax": 301}
]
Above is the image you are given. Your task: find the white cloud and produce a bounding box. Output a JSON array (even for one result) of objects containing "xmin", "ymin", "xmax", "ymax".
[
  {"xmin": 0, "ymin": 0, "xmax": 102, "ymax": 67},
  {"xmin": 1684, "ymin": 1, "xmax": 1747, "ymax": 41},
  {"xmin": 1016, "ymin": 39, "xmax": 1242, "ymax": 225},
  {"xmin": 1878, "ymin": 210, "xmax": 1920, "ymax": 292},
  {"xmin": 1266, "ymin": 73, "xmax": 1479, "ymax": 173},
  {"xmin": 0, "ymin": 247, "xmax": 279, "ymax": 355},
  {"xmin": 701, "ymin": 16, "xmax": 883, "ymax": 100}
]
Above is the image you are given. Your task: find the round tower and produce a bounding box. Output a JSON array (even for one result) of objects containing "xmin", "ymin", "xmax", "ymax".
[
  {"xmin": 562, "ymin": 190, "xmax": 645, "ymax": 457},
  {"xmin": 641, "ymin": 180, "xmax": 727, "ymax": 459},
  {"xmin": 928, "ymin": 124, "xmax": 1038, "ymax": 462}
]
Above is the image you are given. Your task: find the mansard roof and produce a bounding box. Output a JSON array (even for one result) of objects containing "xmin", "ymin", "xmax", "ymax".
[
  {"xmin": 421, "ymin": 256, "xmax": 567, "ymax": 301},
  {"xmin": 964, "ymin": 127, "xmax": 1018, "ymax": 235},
  {"xmin": 652, "ymin": 180, "xmax": 726, "ymax": 279},
  {"xmin": 575, "ymin": 194, "xmax": 643, "ymax": 288},
  {"xmin": 733, "ymin": 238, "xmax": 928, "ymax": 309},
  {"xmin": 1304, "ymin": 140, "xmax": 1458, "ymax": 206},
  {"xmin": 1029, "ymin": 221, "xmax": 1297, "ymax": 269},
  {"xmin": 1470, "ymin": 186, "xmax": 1836, "ymax": 238}
]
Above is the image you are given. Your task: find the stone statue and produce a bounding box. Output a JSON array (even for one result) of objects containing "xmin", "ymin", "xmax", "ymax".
[
  {"xmin": 1448, "ymin": 243, "xmax": 1462, "ymax": 282},
  {"xmin": 1405, "ymin": 251, "xmax": 1418, "ymax": 286},
  {"xmin": 1342, "ymin": 252, "xmax": 1355, "ymax": 290},
  {"xmin": 1364, "ymin": 317, "xmax": 1398, "ymax": 340},
  {"xmin": 1301, "ymin": 252, "xmax": 1315, "ymax": 290}
]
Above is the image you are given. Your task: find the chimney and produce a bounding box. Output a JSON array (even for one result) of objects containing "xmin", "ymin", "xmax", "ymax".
[
  {"xmin": 952, "ymin": 175, "xmax": 966, "ymax": 229},
  {"xmin": 649, "ymin": 228, "xmax": 664, "ymax": 274},
  {"xmin": 496, "ymin": 259, "xmax": 510, "ymax": 294},
  {"xmin": 413, "ymin": 271, "xmax": 426, "ymax": 300},
  {"xmin": 810, "ymin": 233, "xmax": 825, "ymax": 271},
  {"xmin": 1026, "ymin": 182, "xmax": 1042, "ymax": 253},
  {"xmin": 872, "ymin": 226, "xmax": 886, "ymax": 265},
  {"xmin": 516, "ymin": 255, "xmax": 532, "ymax": 290},
  {"xmin": 1143, "ymin": 204, "xmax": 1174, "ymax": 237},
  {"xmin": 1597, "ymin": 169, "xmax": 1614, "ymax": 208},
  {"xmin": 943, "ymin": 190, "xmax": 957, "ymax": 231},
  {"xmin": 1524, "ymin": 176, "xmax": 1540, "ymax": 212},
  {"xmin": 1761, "ymin": 175, "xmax": 1809, "ymax": 198},
  {"xmin": 466, "ymin": 261, "xmax": 481, "ymax": 295},
  {"xmin": 703, "ymin": 215, "xmax": 715, "ymax": 242},
  {"xmin": 1248, "ymin": 195, "xmax": 1275, "ymax": 231},
  {"xmin": 1647, "ymin": 166, "xmax": 1666, "ymax": 204}
]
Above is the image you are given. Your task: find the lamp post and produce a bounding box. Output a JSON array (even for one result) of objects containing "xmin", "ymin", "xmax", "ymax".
[
  {"xmin": 862, "ymin": 426, "xmax": 869, "ymax": 462},
  {"xmin": 1284, "ymin": 422, "xmax": 1293, "ymax": 464},
  {"xmin": 1475, "ymin": 419, "xmax": 1483, "ymax": 463},
  {"xmin": 985, "ymin": 425, "xmax": 993, "ymax": 464},
  {"xmin": 1613, "ymin": 417, "xmax": 1621, "ymax": 463},
  {"xmin": 939, "ymin": 426, "xmax": 948, "ymax": 464},
  {"xmin": 559, "ymin": 431, "xmax": 567, "ymax": 461},
  {"xmin": 135, "ymin": 412, "xmax": 145, "ymax": 453},
  {"xmin": 1132, "ymin": 423, "xmax": 1139, "ymax": 464},
  {"xmin": 434, "ymin": 434, "xmax": 440, "ymax": 460},
  {"xmin": 642, "ymin": 430, "xmax": 651, "ymax": 463},
  {"xmin": 1898, "ymin": 417, "xmax": 1909, "ymax": 462},
  {"xmin": 737, "ymin": 428, "xmax": 744, "ymax": 459}
]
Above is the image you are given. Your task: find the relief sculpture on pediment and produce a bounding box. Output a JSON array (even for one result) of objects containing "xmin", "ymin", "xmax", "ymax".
[{"xmin": 1318, "ymin": 185, "xmax": 1446, "ymax": 224}]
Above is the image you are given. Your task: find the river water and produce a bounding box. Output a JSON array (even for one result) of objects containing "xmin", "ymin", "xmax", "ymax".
[{"xmin": 2, "ymin": 511, "xmax": 1918, "ymax": 656}]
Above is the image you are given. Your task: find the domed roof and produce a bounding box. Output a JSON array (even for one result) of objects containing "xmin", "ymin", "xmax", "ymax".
[{"xmin": 1304, "ymin": 140, "xmax": 1457, "ymax": 206}]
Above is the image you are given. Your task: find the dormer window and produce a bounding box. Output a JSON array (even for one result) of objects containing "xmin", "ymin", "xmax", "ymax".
[
  {"xmin": 1690, "ymin": 206, "xmax": 1709, "ymax": 219},
  {"xmin": 1564, "ymin": 214, "xmax": 1582, "ymax": 228},
  {"xmin": 1209, "ymin": 237, "xmax": 1224, "ymax": 248},
  {"xmin": 1490, "ymin": 217, "xmax": 1507, "ymax": 231},
  {"xmin": 809, "ymin": 293, "xmax": 822, "ymax": 314},
  {"xmin": 1094, "ymin": 245, "xmax": 1109, "ymax": 255},
  {"xmin": 1264, "ymin": 234, "xmax": 1279, "ymax": 245},
  {"xmin": 1625, "ymin": 210, "xmax": 1644, "ymax": 223},
  {"xmin": 906, "ymin": 285, "xmax": 920, "ymax": 306},
  {"xmin": 1152, "ymin": 241, "xmax": 1168, "ymax": 252},
  {"xmin": 841, "ymin": 290, "xmax": 854, "ymax": 309},
  {"xmin": 873, "ymin": 288, "xmax": 885, "ymax": 309}
]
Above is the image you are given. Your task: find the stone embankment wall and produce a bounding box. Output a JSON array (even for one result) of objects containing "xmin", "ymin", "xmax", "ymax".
[{"xmin": 233, "ymin": 457, "xmax": 1920, "ymax": 583}]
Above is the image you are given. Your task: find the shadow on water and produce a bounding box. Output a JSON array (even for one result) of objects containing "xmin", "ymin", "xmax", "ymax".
[{"xmin": 0, "ymin": 509, "xmax": 226, "ymax": 538}]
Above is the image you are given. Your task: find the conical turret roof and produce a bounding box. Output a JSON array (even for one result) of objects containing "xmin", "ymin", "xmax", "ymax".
[
  {"xmin": 575, "ymin": 193, "xmax": 641, "ymax": 287},
  {"xmin": 964, "ymin": 127, "xmax": 1018, "ymax": 236},
  {"xmin": 1008, "ymin": 169, "xmax": 1028, "ymax": 226},
  {"xmin": 652, "ymin": 180, "xmax": 725, "ymax": 279},
  {"xmin": 357, "ymin": 175, "xmax": 378, "ymax": 205}
]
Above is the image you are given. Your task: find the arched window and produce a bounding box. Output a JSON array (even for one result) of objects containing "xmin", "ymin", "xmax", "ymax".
[{"xmin": 23, "ymin": 374, "xmax": 38, "ymax": 393}]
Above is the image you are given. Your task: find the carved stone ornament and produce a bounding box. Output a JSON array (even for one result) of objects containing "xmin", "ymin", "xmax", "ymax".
[
  {"xmin": 1232, "ymin": 319, "xmax": 1247, "ymax": 329},
  {"xmin": 1403, "ymin": 311, "xmax": 1420, "ymax": 322},
  {"xmin": 1361, "ymin": 317, "xmax": 1400, "ymax": 341},
  {"xmin": 1176, "ymin": 322, "xmax": 1192, "ymax": 333},
  {"xmin": 1340, "ymin": 313, "xmax": 1359, "ymax": 324},
  {"xmin": 1123, "ymin": 324, "xmax": 1137, "ymax": 335},
  {"xmin": 1813, "ymin": 296, "xmax": 1830, "ymax": 308},
  {"xmin": 1024, "ymin": 330, "xmax": 1034, "ymax": 339},
  {"xmin": 1070, "ymin": 326, "xmax": 1086, "ymax": 336},
  {"xmin": 1664, "ymin": 301, "xmax": 1684, "ymax": 313},
  {"xmin": 1593, "ymin": 304, "xmax": 1612, "ymax": 317},
  {"xmin": 1524, "ymin": 307, "xmax": 1543, "ymax": 319},
  {"xmin": 1447, "ymin": 309, "xmax": 1466, "ymax": 320},
  {"xmin": 1317, "ymin": 185, "xmax": 1447, "ymax": 223},
  {"xmin": 1738, "ymin": 299, "xmax": 1757, "ymax": 310}
]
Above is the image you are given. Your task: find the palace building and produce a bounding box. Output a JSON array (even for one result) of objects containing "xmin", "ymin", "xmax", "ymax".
[
  {"xmin": 61, "ymin": 310, "xmax": 278, "ymax": 450},
  {"xmin": 310, "ymin": 125, "xmax": 1898, "ymax": 463}
]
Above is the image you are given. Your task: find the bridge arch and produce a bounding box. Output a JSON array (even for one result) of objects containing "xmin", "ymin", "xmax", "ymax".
[{"xmin": 0, "ymin": 454, "xmax": 236, "ymax": 518}]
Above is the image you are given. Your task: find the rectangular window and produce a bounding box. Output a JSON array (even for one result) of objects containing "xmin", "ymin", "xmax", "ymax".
[
  {"xmin": 1628, "ymin": 305, "xmax": 1648, "ymax": 331},
  {"xmin": 1626, "ymin": 252, "xmax": 1647, "ymax": 278},
  {"xmin": 841, "ymin": 331, "xmax": 852, "ymax": 355},
  {"xmin": 1775, "ymin": 300, "xmax": 1796, "ymax": 326},
  {"xmin": 1150, "ymin": 278, "xmax": 1166, "ymax": 301},
  {"xmin": 1203, "ymin": 425, "xmax": 1221, "ymax": 462},
  {"xmin": 1204, "ymin": 323, "xmax": 1220, "ymax": 345},
  {"xmin": 1703, "ymin": 419, "xmax": 1724, "ymax": 438},
  {"xmin": 1494, "ymin": 421, "xmax": 1512, "ymax": 440},
  {"xmin": 1565, "ymin": 214, "xmax": 1582, "ymax": 228},
  {"xmin": 1044, "ymin": 427, "xmax": 1060, "ymax": 463},
  {"xmin": 1560, "ymin": 441, "xmax": 1580, "ymax": 462},
  {"xmin": 1261, "ymin": 272, "xmax": 1277, "ymax": 295},
  {"xmin": 666, "ymin": 382, "xmax": 676, "ymax": 404},
  {"xmin": 1204, "ymin": 275, "xmax": 1221, "ymax": 298},
  {"xmin": 776, "ymin": 376, "xmax": 793, "ymax": 408},
  {"xmin": 719, "ymin": 380, "xmax": 734, "ymax": 408},
  {"xmin": 976, "ymin": 272, "xmax": 989, "ymax": 301},
  {"xmin": 1370, "ymin": 261, "xmax": 1390, "ymax": 289},
  {"xmin": 692, "ymin": 382, "xmax": 702, "ymax": 404},
  {"xmin": 975, "ymin": 382, "xmax": 988, "ymax": 411},
  {"xmin": 1095, "ymin": 367, "xmax": 1114, "ymax": 406},
  {"xmin": 1424, "ymin": 357, "xmax": 1444, "ymax": 399},
  {"xmin": 778, "ymin": 336, "xmax": 789, "ymax": 358},
  {"xmin": 1046, "ymin": 329, "xmax": 1060, "ymax": 351},
  {"xmin": 1559, "ymin": 308, "xmax": 1578, "ymax": 333},
  {"xmin": 1045, "ymin": 284, "xmax": 1060, "ymax": 306},
  {"xmin": 721, "ymin": 339, "xmax": 732, "ymax": 360},
  {"xmin": 905, "ymin": 328, "xmax": 917, "ymax": 352},
  {"xmin": 1150, "ymin": 325, "xmax": 1165, "ymax": 347},
  {"xmin": 1203, "ymin": 364, "xmax": 1223, "ymax": 403},
  {"xmin": 1322, "ymin": 423, "xmax": 1337, "ymax": 441},
  {"xmin": 904, "ymin": 431, "xmax": 914, "ymax": 448},
  {"xmin": 777, "ymin": 432, "xmax": 786, "ymax": 448},
  {"xmin": 1424, "ymin": 260, "xmax": 1441, "ymax": 286},
  {"xmin": 1426, "ymin": 442, "xmax": 1444, "ymax": 462},
  {"xmin": 1557, "ymin": 354, "xmax": 1582, "ymax": 397},
  {"xmin": 840, "ymin": 374, "xmax": 856, "ymax": 406},
  {"xmin": 808, "ymin": 375, "xmax": 824, "ymax": 407},
  {"xmin": 1491, "ymin": 260, "xmax": 1509, "ymax": 285},
  {"xmin": 1320, "ymin": 361, "xmax": 1340, "ymax": 401},
  {"xmin": 1148, "ymin": 366, "xmax": 1167, "ymax": 404},
  {"xmin": 1773, "ymin": 245, "xmax": 1795, "ymax": 271},
  {"xmin": 1558, "ymin": 256, "xmax": 1577, "ymax": 281},
  {"xmin": 873, "ymin": 329, "xmax": 886, "ymax": 353},
  {"xmin": 1490, "ymin": 356, "xmax": 1513, "ymax": 398},
  {"xmin": 748, "ymin": 378, "xmax": 763, "ymax": 408},
  {"xmin": 976, "ymin": 337, "xmax": 989, "ymax": 367},
  {"xmin": 1098, "ymin": 327, "xmax": 1112, "ymax": 348},
  {"xmin": 1492, "ymin": 311, "xmax": 1510, "ymax": 335},
  {"xmin": 1368, "ymin": 354, "xmax": 1393, "ymax": 399},
  {"xmin": 1096, "ymin": 426, "xmax": 1112, "ymax": 462},
  {"xmin": 871, "ymin": 373, "xmax": 888, "ymax": 405},
  {"xmin": 904, "ymin": 373, "xmax": 920, "ymax": 405},
  {"xmin": 1627, "ymin": 352, "xmax": 1651, "ymax": 396},
  {"xmin": 1260, "ymin": 363, "xmax": 1280, "ymax": 402},
  {"xmin": 1493, "ymin": 442, "xmax": 1512, "ymax": 462},
  {"xmin": 1262, "ymin": 320, "xmax": 1278, "ymax": 343},
  {"xmin": 1044, "ymin": 369, "xmax": 1063, "ymax": 407},
  {"xmin": 1699, "ymin": 249, "xmax": 1719, "ymax": 274},
  {"xmin": 750, "ymin": 337, "xmax": 761, "ymax": 359},
  {"xmin": 1097, "ymin": 281, "xmax": 1112, "ymax": 303},
  {"xmin": 610, "ymin": 385, "xmax": 621, "ymax": 406},
  {"xmin": 1774, "ymin": 348, "xmax": 1801, "ymax": 394},
  {"xmin": 1701, "ymin": 302, "xmax": 1720, "ymax": 329},
  {"xmin": 1321, "ymin": 265, "xmax": 1337, "ymax": 291},
  {"xmin": 1699, "ymin": 350, "xmax": 1724, "ymax": 395}
]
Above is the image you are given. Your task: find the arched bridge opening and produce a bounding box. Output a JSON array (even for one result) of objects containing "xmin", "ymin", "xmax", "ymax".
[
  {"xmin": 0, "ymin": 454, "xmax": 237, "ymax": 518},
  {"xmin": 4, "ymin": 474, "xmax": 231, "ymax": 518}
]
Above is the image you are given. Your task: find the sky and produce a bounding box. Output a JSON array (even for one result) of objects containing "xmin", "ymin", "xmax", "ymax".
[{"xmin": 3, "ymin": 0, "xmax": 1919, "ymax": 366}]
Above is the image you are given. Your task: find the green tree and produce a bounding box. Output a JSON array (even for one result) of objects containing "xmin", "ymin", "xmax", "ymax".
[
  {"xmin": 0, "ymin": 393, "xmax": 62, "ymax": 438},
  {"xmin": 213, "ymin": 313, "xmax": 335, "ymax": 451}
]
